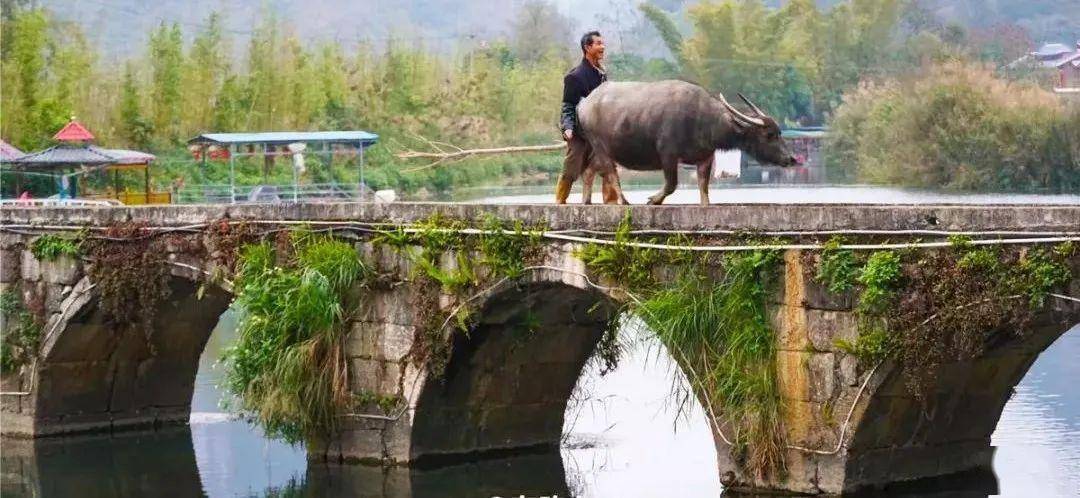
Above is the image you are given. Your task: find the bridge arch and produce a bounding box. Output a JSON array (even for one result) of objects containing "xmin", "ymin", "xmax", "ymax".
[
  {"xmin": 840, "ymin": 305, "xmax": 1080, "ymax": 492},
  {"xmin": 28, "ymin": 269, "xmax": 232, "ymax": 436},
  {"xmin": 408, "ymin": 279, "xmax": 620, "ymax": 462}
]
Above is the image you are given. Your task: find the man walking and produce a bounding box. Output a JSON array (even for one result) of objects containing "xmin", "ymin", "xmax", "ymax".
[{"xmin": 556, "ymin": 31, "xmax": 623, "ymax": 204}]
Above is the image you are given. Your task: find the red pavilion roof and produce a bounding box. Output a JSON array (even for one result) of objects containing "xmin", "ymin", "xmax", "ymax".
[{"xmin": 53, "ymin": 119, "xmax": 95, "ymax": 142}]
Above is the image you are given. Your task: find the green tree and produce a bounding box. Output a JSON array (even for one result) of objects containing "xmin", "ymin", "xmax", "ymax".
[
  {"xmin": 149, "ymin": 22, "xmax": 184, "ymax": 142},
  {"xmin": 638, "ymin": 3, "xmax": 685, "ymax": 67},
  {"xmin": 211, "ymin": 74, "xmax": 248, "ymax": 132},
  {"xmin": 118, "ymin": 62, "xmax": 152, "ymax": 149},
  {"xmin": 3, "ymin": 9, "xmax": 51, "ymax": 148},
  {"xmin": 183, "ymin": 12, "xmax": 230, "ymax": 137}
]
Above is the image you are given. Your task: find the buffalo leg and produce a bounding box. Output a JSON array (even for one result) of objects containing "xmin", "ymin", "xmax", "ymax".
[
  {"xmin": 647, "ymin": 164, "xmax": 678, "ymax": 205},
  {"xmin": 594, "ymin": 157, "xmax": 627, "ymax": 205},
  {"xmin": 602, "ymin": 163, "xmax": 629, "ymax": 205},
  {"xmin": 581, "ymin": 167, "xmax": 595, "ymax": 205},
  {"xmin": 696, "ymin": 155, "xmax": 714, "ymax": 206}
]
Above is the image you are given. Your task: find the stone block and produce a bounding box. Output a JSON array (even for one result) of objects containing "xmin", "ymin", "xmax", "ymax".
[
  {"xmin": 0, "ymin": 249, "xmax": 18, "ymax": 283},
  {"xmin": 773, "ymin": 305, "xmax": 811, "ymax": 352},
  {"xmin": 839, "ymin": 355, "xmax": 859, "ymax": 388},
  {"xmin": 0, "ymin": 234, "xmax": 22, "ymax": 250},
  {"xmin": 807, "ymin": 353, "xmax": 836, "ymax": 403},
  {"xmin": 338, "ymin": 426, "xmax": 387, "ymax": 462},
  {"xmin": 347, "ymin": 321, "xmax": 381, "ymax": 359},
  {"xmin": 43, "ymin": 284, "xmax": 65, "ymax": 314},
  {"xmin": 782, "ymin": 400, "xmax": 839, "ymax": 452},
  {"xmin": 348, "ymin": 322, "xmax": 416, "ymax": 362},
  {"xmin": 350, "ymin": 358, "xmax": 403, "ymax": 396},
  {"xmin": 40, "ymin": 256, "xmax": 80, "ymax": 285},
  {"xmin": 357, "ymin": 287, "xmax": 418, "ymax": 326},
  {"xmin": 19, "ymin": 251, "xmax": 39, "ymax": 282},
  {"xmin": 776, "ymin": 350, "xmax": 810, "ymax": 402},
  {"xmin": 380, "ymin": 323, "xmax": 416, "ymax": 362},
  {"xmin": 806, "ymin": 310, "xmax": 858, "ymax": 352}
]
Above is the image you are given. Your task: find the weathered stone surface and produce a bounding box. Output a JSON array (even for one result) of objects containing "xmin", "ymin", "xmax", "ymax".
[
  {"xmin": 839, "ymin": 355, "xmax": 860, "ymax": 387},
  {"xmin": 350, "ymin": 358, "xmax": 404, "ymax": 395},
  {"xmin": 358, "ymin": 287, "xmax": 418, "ymax": 326},
  {"xmin": 807, "ymin": 310, "xmax": 858, "ymax": 352},
  {"xmin": 19, "ymin": 250, "xmax": 39, "ymax": 282},
  {"xmin": 43, "ymin": 283, "xmax": 65, "ymax": 314},
  {"xmin": 776, "ymin": 350, "xmax": 810, "ymax": 401},
  {"xmin": 40, "ymin": 256, "xmax": 80, "ymax": 285},
  {"xmin": 807, "ymin": 353, "xmax": 836, "ymax": 402},
  {"xmin": 0, "ymin": 249, "xmax": 18, "ymax": 283},
  {"xmin": 773, "ymin": 305, "xmax": 811, "ymax": 351}
]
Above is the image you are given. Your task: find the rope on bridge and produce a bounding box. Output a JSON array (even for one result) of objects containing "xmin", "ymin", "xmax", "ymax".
[{"xmin": 3, "ymin": 221, "xmax": 1080, "ymax": 252}]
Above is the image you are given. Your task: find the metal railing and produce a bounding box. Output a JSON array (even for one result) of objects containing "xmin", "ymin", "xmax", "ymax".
[
  {"xmin": 0, "ymin": 198, "xmax": 122, "ymax": 207},
  {"xmin": 173, "ymin": 183, "xmax": 371, "ymax": 204}
]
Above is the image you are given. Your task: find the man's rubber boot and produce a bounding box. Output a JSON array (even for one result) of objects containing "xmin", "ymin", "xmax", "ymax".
[{"xmin": 555, "ymin": 178, "xmax": 572, "ymax": 204}]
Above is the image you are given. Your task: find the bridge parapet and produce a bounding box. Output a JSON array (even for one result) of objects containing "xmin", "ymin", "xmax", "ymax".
[{"xmin": 2, "ymin": 202, "xmax": 1078, "ymax": 495}]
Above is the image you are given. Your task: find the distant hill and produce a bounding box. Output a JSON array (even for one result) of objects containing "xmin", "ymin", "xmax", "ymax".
[{"xmin": 36, "ymin": 0, "xmax": 1080, "ymax": 58}]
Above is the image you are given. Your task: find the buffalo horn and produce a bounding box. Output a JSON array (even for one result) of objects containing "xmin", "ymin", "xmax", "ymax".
[
  {"xmin": 737, "ymin": 92, "xmax": 767, "ymax": 117},
  {"xmin": 718, "ymin": 93, "xmax": 765, "ymax": 127}
]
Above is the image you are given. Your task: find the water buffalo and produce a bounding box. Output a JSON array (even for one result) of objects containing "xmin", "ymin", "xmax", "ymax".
[{"xmin": 572, "ymin": 80, "xmax": 798, "ymax": 205}]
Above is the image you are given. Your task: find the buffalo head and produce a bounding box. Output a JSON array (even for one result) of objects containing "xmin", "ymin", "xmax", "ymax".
[{"xmin": 720, "ymin": 93, "xmax": 799, "ymax": 167}]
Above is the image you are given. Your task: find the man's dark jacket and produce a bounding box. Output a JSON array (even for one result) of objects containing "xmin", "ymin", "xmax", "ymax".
[{"xmin": 561, "ymin": 58, "xmax": 607, "ymax": 135}]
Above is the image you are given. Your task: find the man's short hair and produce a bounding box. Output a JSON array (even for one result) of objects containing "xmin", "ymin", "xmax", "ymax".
[{"xmin": 580, "ymin": 31, "xmax": 601, "ymax": 54}]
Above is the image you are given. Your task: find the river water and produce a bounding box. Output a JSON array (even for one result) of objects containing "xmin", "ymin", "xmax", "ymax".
[{"xmin": 4, "ymin": 186, "xmax": 1079, "ymax": 497}]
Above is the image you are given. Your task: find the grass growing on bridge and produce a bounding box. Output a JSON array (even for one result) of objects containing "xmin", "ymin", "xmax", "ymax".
[
  {"xmin": 0, "ymin": 290, "xmax": 41, "ymax": 374},
  {"xmin": 372, "ymin": 213, "xmax": 547, "ymax": 377},
  {"xmin": 832, "ymin": 239, "xmax": 1077, "ymax": 399},
  {"xmin": 637, "ymin": 251, "xmax": 785, "ymax": 480},
  {"xmin": 29, "ymin": 233, "xmax": 81, "ymax": 261},
  {"xmin": 222, "ymin": 235, "xmax": 370, "ymax": 444},
  {"xmin": 574, "ymin": 216, "xmax": 787, "ymax": 478}
]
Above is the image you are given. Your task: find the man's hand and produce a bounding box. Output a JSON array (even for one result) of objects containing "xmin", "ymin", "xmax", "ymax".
[{"xmin": 563, "ymin": 129, "xmax": 573, "ymax": 141}]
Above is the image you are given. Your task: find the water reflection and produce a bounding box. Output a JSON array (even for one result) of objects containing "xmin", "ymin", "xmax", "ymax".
[
  {"xmin": 3, "ymin": 320, "xmax": 1078, "ymax": 498},
  {"xmin": 0, "ymin": 427, "xmax": 203, "ymax": 498}
]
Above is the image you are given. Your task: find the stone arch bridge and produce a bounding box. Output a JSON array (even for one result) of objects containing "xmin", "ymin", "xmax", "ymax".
[{"xmin": 1, "ymin": 203, "xmax": 1078, "ymax": 495}]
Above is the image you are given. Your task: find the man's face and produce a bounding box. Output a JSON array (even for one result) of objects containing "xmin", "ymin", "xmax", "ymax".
[{"xmin": 585, "ymin": 36, "xmax": 605, "ymax": 61}]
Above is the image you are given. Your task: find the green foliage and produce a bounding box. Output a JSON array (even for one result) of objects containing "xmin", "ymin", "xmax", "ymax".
[
  {"xmin": 638, "ymin": 3, "xmax": 685, "ymax": 66},
  {"xmin": 1009, "ymin": 245, "xmax": 1074, "ymax": 307},
  {"xmin": 222, "ymin": 236, "xmax": 369, "ymax": 443},
  {"xmin": 827, "ymin": 238, "xmax": 1077, "ymax": 399},
  {"xmin": 354, "ymin": 390, "xmax": 402, "ymax": 415},
  {"xmin": 371, "ymin": 214, "xmax": 547, "ymax": 378},
  {"xmin": 947, "ymin": 234, "xmax": 973, "ymax": 251},
  {"xmin": 149, "ymin": 22, "xmax": 184, "ymax": 142},
  {"xmin": 477, "ymin": 215, "xmax": 544, "ymax": 279},
  {"xmin": 957, "ymin": 247, "xmax": 1000, "ymax": 273},
  {"xmin": 856, "ymin": 250, "xmax": 902, "ymax": 314},
  {"xmin": 29, "ymin": 233, "xmax": 80, "ymax": 261},
  {"xmin": 815, "ymin": 236, "xmax": 858, "ymax": 294},
  {"xmin": 1, "ymin": 290, "xmax": 41, "ymax": 373},
  {"xmin": 86, "ymin": 225, "xmax": 171, "ymax": 332},
  {"xmin": 637, "ymin": 250, "xmax": 784, "ymax": 478},
  {"xmin": 835, "ymin": 325, "xmax": 894, "ymax": 365},
  {"xmin": 119, "ymin": 62, "xmax": 153, "ymax": 149},
  {"xmin": 825, "ymin": 62, "xmax": 1080, "ymax": 192},
  {"xmin": 575, "ymin": 212, "xmax": 665, "ymax": 289}
]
